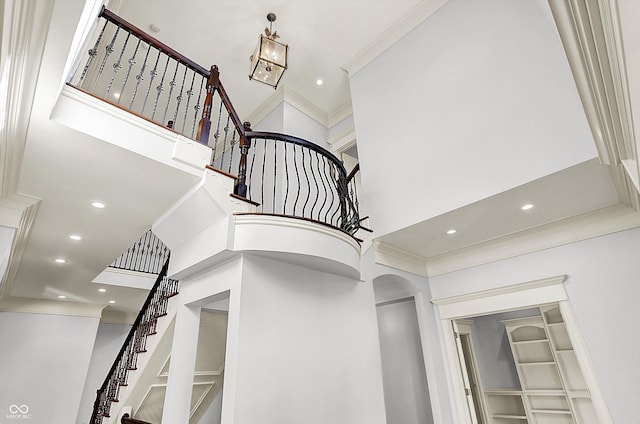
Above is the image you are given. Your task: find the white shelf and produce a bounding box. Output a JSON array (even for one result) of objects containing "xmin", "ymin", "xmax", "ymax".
[
  {"xmin": 512, "ymin": 339, "xmax": 548, "ymax": 345},
  {"xmin": 502, "ymin": 308, "xmax": 597, "ymax": 424},
  {"xmin": 493, "ymin": 414, "xmax": 528, "ymax": 419},
  {"xmin": 568, "ymin": 390, "xmax": 590, "ymax": 399},
  {"xmin": 531, "ymin": 409, "xmax": 572, "ymax": 415}
]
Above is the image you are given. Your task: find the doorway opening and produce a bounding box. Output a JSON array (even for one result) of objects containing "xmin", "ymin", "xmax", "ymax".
[{"xmin": 432, "ymin": 276, "xmax": 613, "ymax": 424}]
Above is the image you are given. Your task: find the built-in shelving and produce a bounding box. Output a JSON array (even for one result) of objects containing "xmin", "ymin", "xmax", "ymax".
[
  {"xmin": 500, "ymin": 307, "xmax": 598, "ymax": 424},
  {"xmin": 485, "ymin": 390, "xmax": 528, "ymax": 423}
]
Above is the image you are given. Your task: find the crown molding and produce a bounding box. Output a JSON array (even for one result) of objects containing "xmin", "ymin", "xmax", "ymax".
[
  {"xmin": 432, "ymin": 275, "xmax": 566, "ymax": 306},
  {"xmin": 341, "ymin": 0, "xmax": 450, "ymax": 78},
  {"xmin": 609, "ymin": 162, "xmax": 640, "ymax": 211},
  {"xmin": 373, "ymin": 240, "xmax": 428, "ymax": 277},
  {"xmin": 282, "ymin": 86, "xmax": 329, "ymax": 127},
  {"xmin": 0, "ymin": 194, "xmax": 40, "ymax": 299},
  {"xmin": 0, "ymin": 295, "xmax": 106, "ymax": 318},
  {"xmin": 0, "ymin": 0, "xmax": 55, "ymax": 200},
  {"xmin": 328, "ymin": 100, "xmax": 353, "ymax": 128},
  {"xmin": 432, "ymin": 275, "xmax": 567, "ymax": 320},
  {"xmin": 426, "ymin": 203, "xmax": 640, "ymax": 277},
  {"xmin": 548, "ymin": 0, "xmax": 637, "ymax": 170},
  {"xmin": 326, "ymin": 125, "xmax": 356, "ymax": 154}
]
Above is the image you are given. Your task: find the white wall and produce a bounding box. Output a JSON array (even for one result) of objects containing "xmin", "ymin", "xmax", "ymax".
[
  {"xmin": 376, "ymin": 299, "xmax": 434, "ymax": 424},
  {"xmin": 365, "ymin": 250, "xmax": 453, "ymax": 424},
  {"xmin": 350, "ymin": 0, "xmax": 597, "ymax": 237},
  {"xmin": 75, "ymin": 322, "xmax": 131, "ymax": 424},
  {"xmin": 283, "ymin": 103, "xmax": 329, "ymax": 149},
  {"xmin": 231, "ymin": 254, "xmax": 387, "ymax": 424},
  {"xmin": 429, "ymin": 227, "xmax": 640, "ymax": 424},
  {"xmin": 469, "ymin": 308, "xmax": 539, "ymax": 390},
  {"xmin": 0, "ymin": 312, "xmax": 100, "ymax": 424},
  {"xmin": 253, "ymin": 101, "xmax": 330, "ymax": 150},
  {"xmin": 252, "ymin": 103, "xmax": 284, "ymax": 133},
  {"xmin": 329, "ymin": 115, "xmax": 354, "ymax": 140}
]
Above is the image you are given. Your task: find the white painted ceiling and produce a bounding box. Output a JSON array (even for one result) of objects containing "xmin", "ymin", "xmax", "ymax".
[
  {"xmin": 2, "ymin": 0, "xmax": 639, "ymax": 318},
  {"xmin": 114, "ymin": 0, "xmax": 425, "ymax": 118}
]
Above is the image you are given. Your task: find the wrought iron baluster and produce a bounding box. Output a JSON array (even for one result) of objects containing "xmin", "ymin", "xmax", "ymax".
[
  {"xmin": 161, "ymin": 62, "xmax": 180, "ymax": 125},
  {"xmin": 261, "ymin": 138, "xmax": 267, "ymax": 211},
  {"xmin": 105, "ymin": 31, "xmax": 131, "ymax": 97},
  {"xmin": 151, "ymin": 55, "xmax": 171, "ymax": 121},
  {"xmin": 318, "ymin": 156, "xmax": 329, "ymax": 222},
  {"xmin": 292, "ymin": 144, "xmax": 301, "ymax": 216},
  {"xmin": 247, "ymin": 139, "xmax": 258, "ymax": 201},
  {"xmin": 310, "ymin": 151, "xmax": 320, "ymax": 220},
  {"xmin": 284, "ymin": 143, "xmax": 290, "ymax": 215},
  {"xmin": 227, "ymin": 129, "xmax": 237, "ymax": 174},
  {"xmin": 117, "ymin": 37, "xmax": 141, "ymax": 104},
  {"xmin": 329, "ymin": 164, "xmax": 342, "ymax": 226},
  {"xmin": 273, "ymin": 140, "xmax": 278, "ymax": 213},
  {"xmin": 212, "ymin": 100, "xmax": 224, "ymax": 159},
  {"xmin": 302, "ymin": 148, "xmax": 311, "ymax": 217},
  {"xmin": 140, "ymin": 231, "xmax": 150, "ymax": 272},
  {"xmin": 141, "ymin": 48, "xmax": 161, "ymax": 115},
  {"xmin": 76, "ymin": 19, "xmax": 108, "ymax": 86},
  {"xmin": 323, "ymin": 159, "xmax": 336, "ymax": 224},
  {"xmin": 129, "ymin": 42, "xmax": 151, "ymax": 110},
  {"xmin": 91, "ymin": 25, "xmax": 120, "ymax": 93},
  {"xmin": 191, "ymin": 76, "xmax": 206, "ymax": 139},
  {"xmin": 181, "ymin": 71, "xmax": 196, "ymax": 134},
  {"xmin": 350, "ymin": 180, "xmax": 360, "ymax": 232},
  {"xmin": 171, "ymin": 65, "xmax": 189, "ymax": 129},
  {"xmin": 219, "ymin": 115, "xmax": 231, "ymax": 169}
]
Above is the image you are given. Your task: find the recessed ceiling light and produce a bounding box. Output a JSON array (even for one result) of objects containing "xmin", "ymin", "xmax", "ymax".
[
  {"xmin": 58, "ymin": 295, "xmax": 67, "ymax": 299},
  {"xmin": 316, "ymin": 79, "xmax": 323, "ymax": 86},
  {"xmin": 521, "ymin": 203, "xmax": 534, "ymax": 211},
  {"xmin": 98, "ymin": 288, "xmax": 106, "ymax": 293},
  {"xmin": 69, "ymin": 234, "xmax": 82, "ymax": 241},
  {"xmin": 91, "ymin": 201, "xmax": 106, "ymax": 209},
  {"xmin": 446, "ymin": 229, "xmax": 457, "ymax": 235},
  {"xmin": 54, "ymin": 258, "xmax": 67, "ymax": 264},
  {"xmin": 113, "ymin": 92, "xmax": 120, "ymax": 99},
  {"xmin": 109, "ymin": 300, "xmax": 116, "ymax": 304}
]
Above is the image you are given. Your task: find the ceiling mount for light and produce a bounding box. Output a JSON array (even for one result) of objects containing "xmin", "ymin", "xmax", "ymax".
[{"xmin": 249, "ymin": 12, "xmax": 288, "ymax": 89}]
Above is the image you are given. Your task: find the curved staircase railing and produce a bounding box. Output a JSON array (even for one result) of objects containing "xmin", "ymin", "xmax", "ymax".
[
  {"xmin": 90, "ymin": 258, "xmax": 178, "ymax": 424},
  {"xmin": 69, "ymin": 7, "xmax": 365, "ymax": 236},
  {"xmin": 212, "ymin": 130, "xmax": 361, "ymax": 233}
]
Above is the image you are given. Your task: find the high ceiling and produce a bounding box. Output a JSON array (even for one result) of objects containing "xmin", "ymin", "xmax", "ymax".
[
  {"xmin": 114, "ymin": 0, "xmax": 437, "ymax": 118},
  {"xmin": 0, "ymin": 0, "xmax": 638, "ymax": 319}
]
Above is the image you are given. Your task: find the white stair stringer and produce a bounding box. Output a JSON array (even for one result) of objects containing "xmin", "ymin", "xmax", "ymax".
[{"xmin": 104, "ymin": 293, "xmax": 180, "ymax": 424}]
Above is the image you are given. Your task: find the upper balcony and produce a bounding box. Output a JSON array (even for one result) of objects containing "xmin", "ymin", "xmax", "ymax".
[{"xmin": 52, "ymin": 6, "xmax": 368, "ymax": 284}]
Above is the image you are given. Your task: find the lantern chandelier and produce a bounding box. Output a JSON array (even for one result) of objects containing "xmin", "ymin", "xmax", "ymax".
[{"xmin": 249, "ymin": 12, "xmax": 289, "ymax": 88}]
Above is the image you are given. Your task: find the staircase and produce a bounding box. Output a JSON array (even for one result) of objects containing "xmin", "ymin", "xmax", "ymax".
[
  {"xmin": 74, "ymin": 6, "xmax": 368, "ymax": 424},
  {"xmin": 90, "ymin": 258, "xmax": 178, "ymax": 424}
]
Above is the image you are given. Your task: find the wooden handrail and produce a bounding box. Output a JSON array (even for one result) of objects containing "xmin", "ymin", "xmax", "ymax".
[
  {"xmin": 217, "ymin": 78, "xmax": 246, "ymax": 138},
  {"xmin": 90, "ymin": 258, "xmax": 176, "ymax": 424},
  {"xmin": 121, "ymin": 413, "xmax": 151, "ymax": 424},
  {"xmin": 100, "ymin": 7, "xmax": 209, "ymax": 76},
  {"xmin": 346, "ymin": 163, "xmax": 360, "ymax": 184},
  {"xmin": 245, "ymin": 131, "xmax": 349, "ymax": 178}
]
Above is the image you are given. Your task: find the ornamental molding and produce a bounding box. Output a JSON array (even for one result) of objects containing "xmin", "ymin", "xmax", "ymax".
[{"xmin": 548, "ymin": 0, "xmax": 639, "ymax": 206}]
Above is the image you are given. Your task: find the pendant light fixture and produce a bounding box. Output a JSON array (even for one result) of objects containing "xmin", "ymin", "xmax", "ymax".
[{"xmin": 249, "ymin": 13, "xmax": 288, "ymax": 88}]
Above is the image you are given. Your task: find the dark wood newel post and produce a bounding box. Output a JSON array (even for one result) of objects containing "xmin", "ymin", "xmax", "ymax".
[
  {"xmin": 234, "ymin": 121, "xmax": 252, "ymax": 197},
  {"xmin": 196, "ymin": 65, "xmax": 220, "ymax": 146}
]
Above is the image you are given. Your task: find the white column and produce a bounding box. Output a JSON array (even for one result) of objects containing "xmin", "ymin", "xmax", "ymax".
[{"xmin": 161, "ymin": 303, "xmax": 201, "ymax": 423}]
